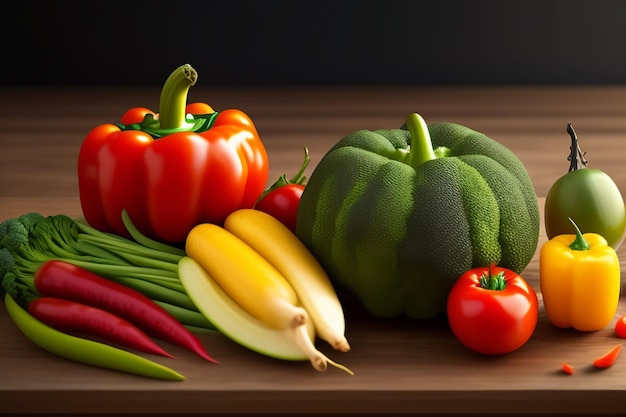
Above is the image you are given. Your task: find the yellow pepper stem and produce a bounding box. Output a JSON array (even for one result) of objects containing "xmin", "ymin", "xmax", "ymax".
[{"xmin": 568, "ymin": 217, "xmax": 590, "ymax": 251}]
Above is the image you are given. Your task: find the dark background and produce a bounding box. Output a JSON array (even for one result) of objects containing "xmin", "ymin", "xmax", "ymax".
[{"xmin": 3, "ymin": 0, "xmax": 626, "ymax": 86}]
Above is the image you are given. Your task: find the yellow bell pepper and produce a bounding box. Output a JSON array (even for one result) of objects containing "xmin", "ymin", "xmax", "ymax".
[{"xmin": 540, "ymin": 218, "xmax": 621, "ymax": 331}]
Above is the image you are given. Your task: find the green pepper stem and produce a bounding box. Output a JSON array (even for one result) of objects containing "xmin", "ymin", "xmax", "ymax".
[
  {"xmin": 158, "ymin": 64, "xmax": 198, "ymax": 130},
  {"xmin": 566, "ymin": 122, "xmax": 588, "ymax": 172},
  {"xmin": 568, "ymin": 217, "xmax": 590, "ymax": 251},
  {"xmin": 405, "ymin": 113, "xmax": 437, "ymax": 168}
]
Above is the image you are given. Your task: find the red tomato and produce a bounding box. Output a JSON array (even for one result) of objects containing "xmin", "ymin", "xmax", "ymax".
[
  {"xmin": 616, "ymin": 315, "xmax": 626, "ymax": 338},
  {"xmin": 255, "ymin": 184, "xmax": 304, "ymax": 233},
  {"xmin": 446, "ymin": 263, "xmax": 538, "ymax": 355}
]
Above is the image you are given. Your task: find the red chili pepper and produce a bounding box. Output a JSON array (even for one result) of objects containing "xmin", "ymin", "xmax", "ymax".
[
  {"xmin": 78, "ymin": 64, "xmax": 269, "ymax": 244},
  {"xmin": 593, "ymin": 344, "xmax": 622, "ymax": 369},
  {"xmin": 35, "ymin": 260, "xmax": 218, "ymax": 363},
  {"xmin": 28, "ymin": 297, "xmax": 174, "ymax": 358}
]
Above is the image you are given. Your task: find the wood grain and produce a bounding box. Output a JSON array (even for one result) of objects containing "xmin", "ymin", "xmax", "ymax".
[{"xmin": 1, "ymin": 86, "xmax": 626, "ymax": 415}]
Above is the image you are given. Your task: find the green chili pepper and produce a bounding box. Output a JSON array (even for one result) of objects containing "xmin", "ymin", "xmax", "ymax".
[{"xmin": 4, "ymin": 292, "xmax": 185, "ymax": 381}]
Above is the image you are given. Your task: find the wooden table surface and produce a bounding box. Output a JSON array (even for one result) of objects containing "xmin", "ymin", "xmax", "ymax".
[{"xmin": 1, "ymin": 85, "xmax": 626, "ymax": 415}]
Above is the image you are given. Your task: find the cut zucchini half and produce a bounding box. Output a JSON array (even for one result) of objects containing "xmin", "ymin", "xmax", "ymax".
[{"xmin": 178, "ymin": 256, "xmax": 315, "ymax": 361}]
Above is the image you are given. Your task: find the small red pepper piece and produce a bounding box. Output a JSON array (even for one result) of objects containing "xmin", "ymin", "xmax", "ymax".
[
  {"xmin": 593, "ymin": 344, "xmax": 622, "ymax": 369},
  {"xmin": 561, "ymin": 362, "xmax": 575, "ymax": 375},
  {"xmin": 34, "ymin": 260, "xmax": 218, "ymax": 363},
  {"xmin": 28, "ymin": 297, "xmax": 175, "ymax": 358}
]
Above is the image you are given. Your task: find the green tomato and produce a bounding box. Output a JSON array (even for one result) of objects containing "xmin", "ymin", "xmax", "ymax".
[{"xmin": 544, "ymin": 123, "xmax": 626, "ymax": 249}]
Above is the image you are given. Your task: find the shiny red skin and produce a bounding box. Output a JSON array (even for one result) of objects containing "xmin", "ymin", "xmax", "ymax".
[
  {"xmin": 34, "ymin": 260, "xmax": 217, "ymax": 362},
  {"xmin": 78, "ymin": 103, "xmax": 268, "ymax": 244},
  {"xmin": 255, "ymin": 184, "xmax": 304, "ymax": 233},
  {"xmin": 616, "ymin": 315, "xmax": 626, "ymax": 338},
  {"xmin": 446, "ymin": 265, "xmax": 538, "ymax": 355}
]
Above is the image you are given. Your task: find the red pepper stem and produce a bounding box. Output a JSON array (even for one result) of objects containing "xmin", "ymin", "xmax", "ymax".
[
  {"xmin": 158, "ymin": 64, "xmax": 198, "ymax": 130},
  {"xmin": 568, "ymin": 217, "xmax": 590, "ymax": 251}
]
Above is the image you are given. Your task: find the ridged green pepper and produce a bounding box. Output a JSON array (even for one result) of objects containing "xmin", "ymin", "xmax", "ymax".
[{"xmin": 297, "ymin": 113, "xmax": 539, "ymax": 319}]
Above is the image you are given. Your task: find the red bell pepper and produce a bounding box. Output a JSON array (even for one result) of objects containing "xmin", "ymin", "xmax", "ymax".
[{"xmin": 78, "ymin": 64, "xmax": 269, "ymax": 243}]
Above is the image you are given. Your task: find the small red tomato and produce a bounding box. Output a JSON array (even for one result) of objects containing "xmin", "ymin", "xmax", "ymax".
[
  {"xmin": 255, "ymin": 147, "xmax": 310, "ymax": 233},
  {"xmin": 255, "ymin": 183, "xmax": 304, "ymax": 233},
  {"xmin": 447, "ymin": 263, "xmax": 538, "ymax": 355},
  {"xmin": 616, "ymin": 315, "xmax": 626, "ymax": 338}
]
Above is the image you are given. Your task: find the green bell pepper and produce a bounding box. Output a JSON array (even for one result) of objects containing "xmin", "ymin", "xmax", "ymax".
[{"xmin": 296, "ymin": 113, "xmax": 540, "ymax": 320}]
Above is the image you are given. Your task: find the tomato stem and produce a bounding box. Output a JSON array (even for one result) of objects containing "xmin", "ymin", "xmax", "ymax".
[
  {"xmin": 478, "ymin": 262, "xmax": 507, "ymax": 290},
  {"xmin": 566, "ymin": 122, "xmax": 588, "ymax": 172},
  {"xmin": 568, "ymin": 217, "xmax": 590, "ymax": 251},
  {"xmin": 287, "ymin": 147, "xmax": 310, "ymax": 185},
  {"xmin": 256, "ymin": 147, "xmax": 310, "ymax": 203}
]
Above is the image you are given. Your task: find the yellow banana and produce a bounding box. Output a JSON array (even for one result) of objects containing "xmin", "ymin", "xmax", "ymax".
[
  {"xmin": 184, "ymin": 223, "xmax": 353, "ymax": 374},
  {"xmin": 224, "ymin": 209, "xmax": 351, "ymax": 352},
  {"xmin": 186, "ymin": 223, "xmax": 307, "ymax": 330},
  {"xmin": 178, "ymin": 256, "xmax": 315, "ymax": 361}
]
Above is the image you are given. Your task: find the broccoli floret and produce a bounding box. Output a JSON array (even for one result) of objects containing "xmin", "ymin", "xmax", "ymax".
[
  {"xmin": 0, "ymin": 217, "xmax": 29, "ymax": 251},
  {"xmin": 0, "ymin": 213, "xmax": 57, "ymax": 305},
  {"xmin": 16, "ymin": 212, "xmax": 47, "ymax": 233},
  {"xmin": 0, "ymin": 247, "xmax": 38, "ymax": 307},
  {"xmin": 0, "ymin": 247, "xmax": 16, "ymax": 278}
]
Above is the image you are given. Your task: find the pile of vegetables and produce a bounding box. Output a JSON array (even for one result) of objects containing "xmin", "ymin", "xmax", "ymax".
[
  {"xmin": 1, "ymin": 211, "xmax": 212, "ymax": 332},
  {"xmin": 2, "ymin": 63, "xmax": 625, "ymax": 382},
  {"xmin": 0, "ymin": 63, "xmax": 352, "ymax": 379},
  {"xmin": 0, "ymin": 211, "xmax": 218, "ymax": 379}
]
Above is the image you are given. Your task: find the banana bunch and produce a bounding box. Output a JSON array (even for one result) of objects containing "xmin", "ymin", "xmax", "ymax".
[{"xmin": 179, "ymin": 208, "xmax": 352, "ymax": 374}]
